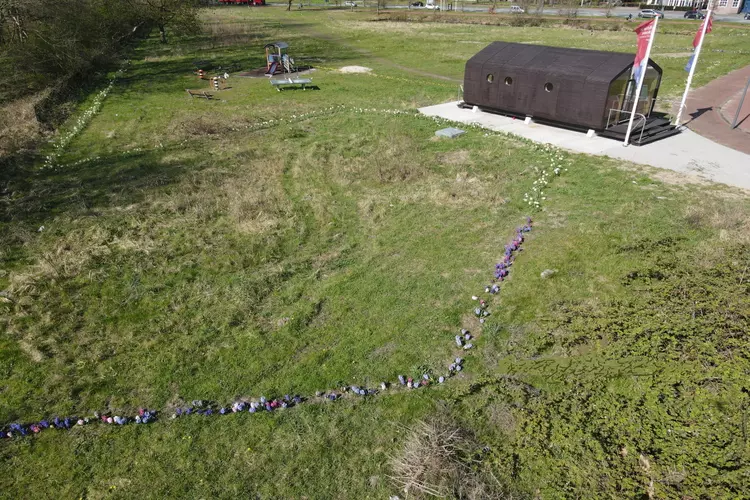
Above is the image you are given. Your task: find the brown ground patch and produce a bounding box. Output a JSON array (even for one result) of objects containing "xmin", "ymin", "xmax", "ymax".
[{"xmin": 438, "ymin": 149, "xmax": 470, "ymax": 166}]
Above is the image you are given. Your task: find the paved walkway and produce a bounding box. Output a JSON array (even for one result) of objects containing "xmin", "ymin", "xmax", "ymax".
[
  {"xmin": 674, "ymin": 64, "xmax": 750, "ymax": 155},
  {"xmin": 419, "ymin": 101, "xmax": 750, "ymax": 191}
]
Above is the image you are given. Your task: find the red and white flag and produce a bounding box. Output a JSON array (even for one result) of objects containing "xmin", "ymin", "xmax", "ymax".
[
  {"xmin": 686, "ymin": 15, "xmax": 713, "ymax": 72},
  {"xmin": 633, "ymin": 19, "xmax": 656, "ymax": 85},
  {"xmin": 693, "ymin": 16, "xmax": 713, "ymax": 48}
]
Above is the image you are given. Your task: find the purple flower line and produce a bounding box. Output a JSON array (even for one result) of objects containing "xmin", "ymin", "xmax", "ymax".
[{"xmin": 2, "ymin": 218, "xmax": 532, "ymax": 440}]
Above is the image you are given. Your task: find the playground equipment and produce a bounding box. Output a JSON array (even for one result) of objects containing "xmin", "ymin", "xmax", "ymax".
[
  {"xmin": 265, "ymin": 42, "xmax": 296, "ymax": 77},
  {"xmin": 270, "ymin": 77, "xmax": 313, "ymax": 91}
]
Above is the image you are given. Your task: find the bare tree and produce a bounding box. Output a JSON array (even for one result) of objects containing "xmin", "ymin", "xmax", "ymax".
[{"xmin": 139, "ymin": 0, "xmax": 199, "ymax": 43}]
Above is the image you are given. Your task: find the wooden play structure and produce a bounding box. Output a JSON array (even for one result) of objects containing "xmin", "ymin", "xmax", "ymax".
[{"xmin": 265, "ymin": 42, "xmax": 296, "ymax": 76}]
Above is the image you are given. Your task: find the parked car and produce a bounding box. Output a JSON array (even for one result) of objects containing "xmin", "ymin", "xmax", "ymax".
[
  {"xmin": 638, "ymin": 9, "xmax": 664, "ymax": 18},
  {"xmin": 344, "ymin": 0, "xmax": 357, "ymax": 5},
  {"xmin": 684, "ymin": 9, "xmax": 705, "ymax": 19},
  {"xmin": 744, "ymin": 11, "xmax": 750, "ymax": 19},
  {"xmin": 425, "ymin": 1, "xmax": 439, "ymax": 9},
  {"xmin": 410, "ymin": 1, "xmax": 424, "ymax": 5},
  {"xmin": 510, "ymin": 5, "xmax": 525, "ymax": 13}
]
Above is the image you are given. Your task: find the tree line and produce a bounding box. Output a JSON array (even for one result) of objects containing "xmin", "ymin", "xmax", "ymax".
[{"xmin": 0, "ymin": 0, "xmax": 200, "ymax": 87}]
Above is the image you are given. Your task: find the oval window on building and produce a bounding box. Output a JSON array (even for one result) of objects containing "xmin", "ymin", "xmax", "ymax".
[
  {"xmin": 487, "ymin": 74, "xmax": 494, "ymax": 83},
  {"xmin": 544, "ymin": 82, "xmax": 554, "ymax": 92},
  {"xmin": 504, "ymin": 77, "xmax": 513, "ymax": 85}
]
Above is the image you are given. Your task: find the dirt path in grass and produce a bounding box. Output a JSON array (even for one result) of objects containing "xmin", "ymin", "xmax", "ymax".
[{"xmin": 301, "ymin": 26, "xmax": 463, "ymax": 84}]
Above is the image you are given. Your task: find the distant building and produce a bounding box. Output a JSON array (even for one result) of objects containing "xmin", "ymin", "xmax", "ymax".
[
  {"xmin": 646, "ymin": 0, "xmax": 745, "ymax": 14},
  {"xmin": 648, "ymin": 0, "xmax": 704, "ymax": 6},
  {"xmin": 714, "ymin": 0, "xmax": 745, "ymax": 13}
]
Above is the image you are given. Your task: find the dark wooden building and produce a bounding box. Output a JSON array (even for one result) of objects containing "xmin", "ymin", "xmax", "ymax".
[{"xmin": 462, "ymin": 42, "xmax": 678, "ymax": 143}]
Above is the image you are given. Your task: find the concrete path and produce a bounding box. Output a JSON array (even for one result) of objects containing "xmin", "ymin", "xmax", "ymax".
[
  {"xmin": 420, "ymin": 101, "xmax": 750, "ymax": 191},
  {"xmin": 674, "ymin": 64, "xmax": 750, "ymax": 155}
]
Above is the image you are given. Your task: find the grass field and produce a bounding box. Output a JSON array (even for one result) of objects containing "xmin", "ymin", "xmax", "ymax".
[{"xmin": 2, "ymin": 6, "xmax": 750, "ymax": 498}]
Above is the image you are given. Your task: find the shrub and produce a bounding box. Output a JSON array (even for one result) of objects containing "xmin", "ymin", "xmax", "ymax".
[{"xmin": 390, "ymin": 414, "xmax": 509, "ymax": 498}]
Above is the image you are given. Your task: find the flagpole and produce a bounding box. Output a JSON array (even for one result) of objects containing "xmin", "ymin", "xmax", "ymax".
[
  {"xmin": 674, "ymin": 4, "xmax": 713, "ymax": 127},
  {"xmin": 624, "ymin": 16, "xmax": 658, "ymax": 147}
]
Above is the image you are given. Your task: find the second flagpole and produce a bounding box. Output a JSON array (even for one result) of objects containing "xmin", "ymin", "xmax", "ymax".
[{"xmin": 674, "ymin": 2, "xmax": 714, "ymax": 127}]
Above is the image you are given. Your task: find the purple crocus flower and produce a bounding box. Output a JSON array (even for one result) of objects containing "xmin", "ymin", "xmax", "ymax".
[
  {"xmin": 439, "ymin": 376, "xmax": 445, "ymax": 383},
  {"xmin": 398, "ymin": 375, "xmax": 406, "ymax": 385},
  {"xmin": 219, "ymin": 408, "xmax": 227, "ymax": 415}
]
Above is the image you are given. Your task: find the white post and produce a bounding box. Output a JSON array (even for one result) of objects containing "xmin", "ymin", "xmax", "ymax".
[
  {"xmin": 674, "ymin": 6, "xmax": 712, "ymax": 127},
  {"xmin": 624, "ymin": 16, "xmax": 658, "ymax": 146}
]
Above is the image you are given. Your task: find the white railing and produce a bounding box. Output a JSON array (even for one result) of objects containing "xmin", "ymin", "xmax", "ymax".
[{"xmin": 607, "ymin": 108, "xmax": 648, "ymax": 144}]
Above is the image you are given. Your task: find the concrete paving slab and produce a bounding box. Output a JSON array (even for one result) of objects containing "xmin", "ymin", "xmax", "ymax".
[
  {"xmin": 420, "ymin": 101, "xmax": 750, "ymax": 191},
  {"xmin": 435, "ymin": 127, "xmax": 466, "ymax": 138}
]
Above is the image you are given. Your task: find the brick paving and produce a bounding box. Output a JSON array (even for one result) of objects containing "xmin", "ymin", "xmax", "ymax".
[{"xmin": 674, "ymin": 64, "xmax": 750, "ymax": 155}]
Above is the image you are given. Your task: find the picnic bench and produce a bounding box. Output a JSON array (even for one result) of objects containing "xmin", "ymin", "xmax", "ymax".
[
  {"xmin": 270, "ymin": 78, "xmax": 313, "ymax": 91},
  {"xmin": 186, "ymin": 89, "xmax": 214, "ymax": 100}
]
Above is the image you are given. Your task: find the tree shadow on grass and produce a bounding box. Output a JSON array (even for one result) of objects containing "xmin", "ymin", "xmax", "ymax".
[
  {"xmin": 0, "ymin": 146, "xmax": 190, "ymax": 228},
  {"xmin": 121, "ymin": 23, "xmax": 360, "ymax": 95}
]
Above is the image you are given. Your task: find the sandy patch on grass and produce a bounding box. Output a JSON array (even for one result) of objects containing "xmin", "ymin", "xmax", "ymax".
[
  {"xmin": 339, "ymin": 66, "xmax": 372, "ymax": 74},
  {"xmin": 439, "ymin": 150, "xmax": 470, "ymax": 166},
  {"xmin": 18, "ymin": 339, "xmax": 45, "ymax": 362}
]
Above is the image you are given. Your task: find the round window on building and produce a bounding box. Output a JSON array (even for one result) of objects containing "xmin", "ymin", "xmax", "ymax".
[
  {"xmin": 486, "ymin": 74, "xmax": 494, "ymax": 83},
  {"xmin": 544, "ymin": 82, "xmax": 554, "ymax": 92},
  {"xmin": 504, "ymin": 77, "xmax": 513, "ymax": 85}
]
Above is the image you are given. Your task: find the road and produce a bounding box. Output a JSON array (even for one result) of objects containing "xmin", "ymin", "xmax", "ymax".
[{"xmin": 275, "ymin": 2, "xmax": 750, "ymax": 23}]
